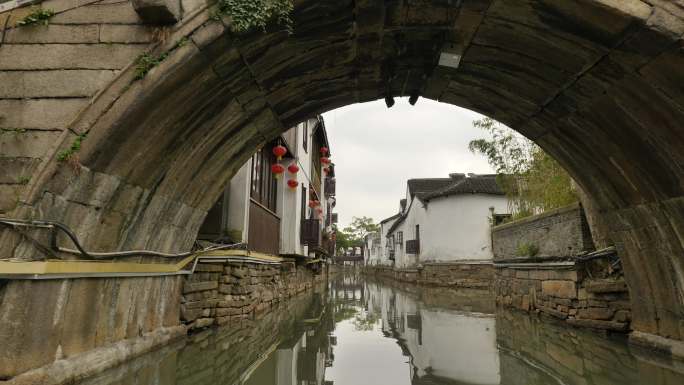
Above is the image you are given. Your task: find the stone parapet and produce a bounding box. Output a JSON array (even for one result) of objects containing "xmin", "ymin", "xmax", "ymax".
[{"xmin": 492, "ymin": 203, "xmax": 595, "ymax": 260}]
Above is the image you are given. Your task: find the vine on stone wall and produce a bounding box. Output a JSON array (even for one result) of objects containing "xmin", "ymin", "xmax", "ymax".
[{"xmin": 213, "ymin": 0, "xmax": 294, "ymax": 34}]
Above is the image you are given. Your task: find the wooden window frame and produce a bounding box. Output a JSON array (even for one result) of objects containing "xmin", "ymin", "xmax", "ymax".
[{"xmin": 250, "ymin": 144, "xmax": 278, "ymax": 212}]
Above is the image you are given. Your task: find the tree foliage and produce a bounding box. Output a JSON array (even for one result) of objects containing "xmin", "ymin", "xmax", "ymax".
[
  {"xmin": 334, "ymin": 216, "xmax": 380, "ymax": 252},
  {"xmin": 469, "ymin": 117, "xmax": 577, "ymax": 219}
]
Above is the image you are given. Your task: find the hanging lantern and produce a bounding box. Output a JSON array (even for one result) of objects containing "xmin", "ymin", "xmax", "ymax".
[
  {"xmin": 320, "ymin": 156, "xmax": 331, "ymax": 165},
  {"xmin": 272, "ymin": 145, "xmax": 287, "ymax": 160},
  {"xmin": 287, "ymin": 163, "xmax": 299, "ymax": 174},
  {"xmin": 271, "ymin": 163, "xmax": 285, "ymax": 178},
  {"xmin": 314, "ymin": 200, "xmax": 320, "ymax": 207},
  {"xmin": 320, "ymin": 146, "xmax": 329, "ymax": 155},
  {"xmin": 287, "ymin": 179, "xmax": 299, "ymax": 190},
  {"xmin": 308, "ymin": 200, "xmax": 317, "ymax": 208}
]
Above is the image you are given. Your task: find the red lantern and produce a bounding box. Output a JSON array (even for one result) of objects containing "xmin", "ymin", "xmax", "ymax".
[
  {"xmin": 287, "ymin": 179, "xmax": 299, "ymax": 190},
  {"xmin": 320, "ymin": 157, "xmax": 331, "ymax": 165},
  {"xmin": 271, "ymin": 163, "xmax": 285, "ymax": 178},
  {"xmin": 320, "ymin": 146, "xmax": 329, "ymax": 155},
  {"xmin": 272, "ymin": 145, "xmax": 287, "ymax": 160},
  {"xmin": 314, "ymin": 200, "xmax": 320, "ymax": 207},
  {"xmin": 287, "ymin": 163, "xmax": 299, "ymax": 174}
]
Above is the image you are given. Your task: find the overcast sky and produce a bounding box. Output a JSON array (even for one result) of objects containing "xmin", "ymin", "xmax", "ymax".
[{"xmin": 322, "ymin": 98, "xmax": 494, "ymax": 228}]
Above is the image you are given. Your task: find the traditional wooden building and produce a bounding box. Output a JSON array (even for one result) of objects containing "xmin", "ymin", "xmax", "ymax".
[{"xmin": 197, "ymin": 116, "xmax": 337, "ymax": 261}]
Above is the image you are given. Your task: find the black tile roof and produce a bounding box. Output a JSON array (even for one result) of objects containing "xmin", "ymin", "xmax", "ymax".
[
  {"xmin": 380, "ymin": 212, "xmax": 401, "ymax": 224},
  {"xmin": 407, "ymin": 178, "xmax": 454, "ymax": 199},
  {"xmin": 423, "ymin": 174, "xmax": 504, "ymax": 201}
]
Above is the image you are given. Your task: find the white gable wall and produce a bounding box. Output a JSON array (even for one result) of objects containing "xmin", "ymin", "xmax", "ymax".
[
  {"xmin": 422, "ymin": 194, "xmax": 509, "ymax": 262},
  {"xmin": 395, "ymin": 196, "xmax": 427, "ymax": 268},
  {"xmin": 379, "ymin": 216, "xmax": 398, "ymax": 265}
]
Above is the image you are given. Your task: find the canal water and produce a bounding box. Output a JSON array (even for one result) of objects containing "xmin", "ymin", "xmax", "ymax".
[{"xmin": 75, "ymin": 275, "xmax": 684, "ymax": 385}]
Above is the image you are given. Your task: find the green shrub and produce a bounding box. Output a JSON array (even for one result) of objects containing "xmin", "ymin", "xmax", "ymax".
[
  {"xmin": 516, "ymin": 242, "xmax": 539, "ymax": 257},
  {"xmin": 57, "ymin": 133, "xmax": 87, "ymax": 162},
  {"xmin": 17, "ymin": 8, "xmax": 55, "ymax": 26},
  {"xmin": 213, "ymin": 0, "xmax": 293, "ymax": 34}
]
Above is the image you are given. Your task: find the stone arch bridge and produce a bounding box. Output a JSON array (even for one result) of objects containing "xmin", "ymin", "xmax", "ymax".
[{"xmin": 0, "ymin": 0, "xmax": 683, "ymax": 376}]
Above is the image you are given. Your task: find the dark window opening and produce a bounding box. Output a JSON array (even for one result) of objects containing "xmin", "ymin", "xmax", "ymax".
[
  {"xmin": 303, "ymin": 121, "xmax": 308, "ymax": 153},
  {"xmin": 301, "ymin": 186, "xmax": 308, "ymax": 220},
  {"xmin": 250, "ymin": 143, "xmax": 278, "ymax": 212}
]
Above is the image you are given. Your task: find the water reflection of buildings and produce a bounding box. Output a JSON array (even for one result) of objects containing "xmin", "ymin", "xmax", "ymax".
[
  {"xmin": 365, "ymin": 283, "xmax": 501, "ymax": 385},
  {"xmin": 71, "ymin": 276, "xmax": 684, "ymax": 385},
  {"xmin": 243, "ymin": 293, "xmax": 335, "ymax": 385},
  {"xmin": 242, "ymin": 275, "xmax": 367, "ymax": 385}
]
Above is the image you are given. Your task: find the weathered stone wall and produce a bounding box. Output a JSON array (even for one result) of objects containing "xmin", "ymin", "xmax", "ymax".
[
  {"xmin": 492, "ymin": 203, "xmax": 595, "ymax": 260},
  {"xmin": 0, "ymin": 261, "xmax": 326, "ymax": 382},
  {"xmin": 365, "ymin": 262, "xmax": 494, "ymax": 289},
  {"xmin": 495, "ymin": 261, "xmax": 632, "ymax": 332},
  {"xmin": 181, "ymin": 261, "xmax": 325, "ymax": 331},
  {"xmin": 0, "ymin": 0, "xmax": 154, "ymax": 215},
  {"xmin": 0, "ymin": 275, "xmax": 184, "ymax": 379}
]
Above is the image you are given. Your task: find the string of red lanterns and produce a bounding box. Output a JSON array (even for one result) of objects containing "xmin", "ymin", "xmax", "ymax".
[{"xmin": 271, "ymin": 143, "xmax": 332, "ymax": 195}]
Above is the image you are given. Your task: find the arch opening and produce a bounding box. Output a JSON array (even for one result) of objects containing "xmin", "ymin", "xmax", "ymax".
[{"xmin": 2, "ymin": 0, "xmax": 684, "ymax": 344}]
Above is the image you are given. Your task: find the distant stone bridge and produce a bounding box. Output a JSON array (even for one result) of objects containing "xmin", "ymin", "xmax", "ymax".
[{"xmin": 1, "ymin": 0, "xmax": 684, "ymax": 376}]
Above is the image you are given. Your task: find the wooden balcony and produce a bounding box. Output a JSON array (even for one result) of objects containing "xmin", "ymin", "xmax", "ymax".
[{"xmin": 248, "ymin": 199, "xmax": 280, "ymax": 255}]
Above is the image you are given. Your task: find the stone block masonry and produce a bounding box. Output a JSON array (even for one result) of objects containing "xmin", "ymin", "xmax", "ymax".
[
  {"xmin": 495, "ymin": 260, "xmax": 632, "ymax": 332},
  {"xmin": 365, "ymin": 261, "xmax": 494, "ymax": 289},
  {"xmin": 491, "ymin": 203, "xmax": 632, "ymax": 333},
  {"xmin": 181, "ymin": 261, "xmax": 325, "ymax": 331},
  {"xmin": 492, "ymin": 203, "xmax": 594, "ymax": 260}
]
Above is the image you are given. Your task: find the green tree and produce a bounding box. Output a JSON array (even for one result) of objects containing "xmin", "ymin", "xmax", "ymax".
[
  {"xmin": 333, "ymin": 216, "xmax": 380, "ymax": 252},
  {"xmin": 469, "ymin": 117, "xmax": 577, "ymax": 219}
]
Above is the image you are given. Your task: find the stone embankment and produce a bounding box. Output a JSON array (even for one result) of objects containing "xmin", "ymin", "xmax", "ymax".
[
  {"xmin": 181, "ymin": 262, "xmax": 326, "ymax": 331},
  {"xmin": 495, "ymin": 264, "xmax": 631, "ymax": 332},
  {"xmin": 493, "ymin": 203, "xmax": 632, "ymax": 332},
  {"xmin": 365, "ymin": 262, "xmax": 494, "ymax": 289},
  {"xmin": 0, "ymin": 260, "xmax": 327, "ymax": 385}
]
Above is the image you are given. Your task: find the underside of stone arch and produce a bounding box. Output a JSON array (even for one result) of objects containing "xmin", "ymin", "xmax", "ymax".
[{"xmin": 1, "ymin": 0, "xmax": 684, "ymax": 348}]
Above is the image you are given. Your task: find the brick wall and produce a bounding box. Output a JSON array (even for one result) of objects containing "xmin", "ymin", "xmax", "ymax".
[{"xmin": 491, "ymin": 203, "xmax": 595, "ymax": 260}]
